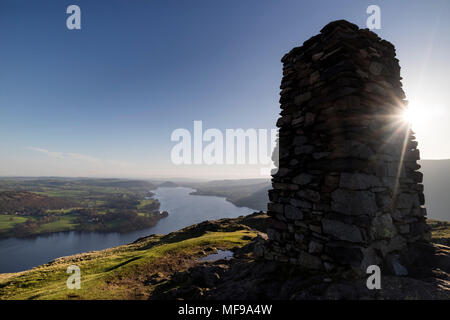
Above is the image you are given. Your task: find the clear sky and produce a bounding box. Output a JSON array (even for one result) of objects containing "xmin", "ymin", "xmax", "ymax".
[{"xmin": 0, "ymin": 0, "xmax": 449, "ymax": 179}]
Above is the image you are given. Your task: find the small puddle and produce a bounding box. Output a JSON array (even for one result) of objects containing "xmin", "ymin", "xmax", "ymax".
[{"xmin": 199, "ymin": 250, "xmax": 234, "ymax": 262}]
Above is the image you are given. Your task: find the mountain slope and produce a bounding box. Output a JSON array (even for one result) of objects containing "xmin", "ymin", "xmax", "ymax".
[
  {"xmin": 186, "ymin": 179, "xmax": 270, "ymax": 211},
  {"xmin": 184, "ymin": 161, "xmax": 450, "ymax": 221},
  {"xmin": 0, "ymin": 215, "xmax": 263, "ymax": 300},
  {"xmin": 420, "ymin": 159, "xmax": 450, "ymax": 222}
]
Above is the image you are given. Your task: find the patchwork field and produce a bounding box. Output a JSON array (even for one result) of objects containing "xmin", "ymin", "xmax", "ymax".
[{"xmin": 0, "ymin": 178, "xmax": 167, "ymax": 238}]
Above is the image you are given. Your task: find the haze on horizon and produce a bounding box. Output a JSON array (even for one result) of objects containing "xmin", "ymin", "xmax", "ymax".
[{"xmin": 0, "ymin": 0, "xmax": 449, "ymax": 179}]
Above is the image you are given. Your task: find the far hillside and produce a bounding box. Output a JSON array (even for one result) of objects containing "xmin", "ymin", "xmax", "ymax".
[
  {"xmin": 0, "ymin": 191, "xmax": 72, "ymax": 214},
  {"xmin": 184, "ymin": 179, "xmax": 270, "ymax": 211},
  {"xmin": 420, "ymin": 159, "xmax": 450, "ymax": 222},
  {"xmin": 182, "ymin": 160, "xmax": 450, "ymax": 222}
]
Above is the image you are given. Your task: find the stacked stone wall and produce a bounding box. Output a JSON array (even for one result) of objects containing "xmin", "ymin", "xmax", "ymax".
[{"xmin": 264, "ymin": 20, "xmax": 430, "ymax": 274}]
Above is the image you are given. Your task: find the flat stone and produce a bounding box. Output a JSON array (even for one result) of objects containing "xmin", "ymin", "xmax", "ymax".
[
  {"xmin": 369, "ymin": 62, "xmax": 383, "ymax": 75},
  {"xmin": 339, "ymin": 173, "xmax": 381, "ymax": 190},
  {"xmin": 398, "ymin": 224, "xmax": 410, "ymax": 234},
  {"xmin": 322, "ymin": 219, "xmax": 364, "ymax": 243},
  {"xmin": 285, "ymin": 205, "xmax": 303, "ymax": 220},
  {"xmin": 305, "ymin": 112, "xmax": 316, "ymax": 126},
  {"xmin": 293, "ymin": 173, "xmax": 314, "ymax": 185},
  {"xmin": 312, "ymin": 152, "xmax": 330, "ymax": 160},
  {"xmin": 330, "ymin": 141, "xmax": 374, "ymax": 160},
  {"xmin": 370, "ymin": 214, "xmax": 397, "ymax": 240},
  {"xmin": 295, "ymin": 145, "xmax": 314, "ymax": 154},
  {"xmin": 267, "ymin": 228, "xmax": 281, "ymax": 242},
  {"xmin": 312, "ymin": 52, "xmax": 324, "ymax": 61},
  {"xmin": 293, "ymin": 136, "xmax": 307, "ymax": 146},
  {"xmin": 267, "ymin": 203, "xmax": 284, "ymax": 214},
  {"xmin": 299, "ymin": 251, "xmax": 323, "ymax": 270},
  {"xmin": 309, "ymin": 224, "xmax": 322, "ymax": 234},
  {"xmin": 309, "ymin": 241, "xmax": 323, "ymax": 253},
  {"xmin": 297, "ymin": 189, "xmax": 320, "ymax": 202},
  {"xmin": 331, "ymin": 189, "xmax": 377, "ymax": 215},
  {"xmin": 309, "ymin": 71, "xmax": 320, "ymax": 84},
  {"xmin": 397, "ymin": 193, "xmax": 420, "ymax": 210},
  {"xmin": 294, "ymin": 233, "xmax": 304, "ymax": 242},
  {"xmin": 290, "ymin": 199, "xmax": 312, "ymax": 209},
  {"xmin": 294, "ymin": 92, "xmax": 311, "ymax": 105}
]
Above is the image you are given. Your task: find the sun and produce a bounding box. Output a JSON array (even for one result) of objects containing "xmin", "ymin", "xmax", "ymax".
[
  {"xmin": 402, "ymin": 108, "xmax": 418, "ymax": 124},
  {"xmin": 401, "ymin": 101, "xmax": 428, "ymax": 128}
]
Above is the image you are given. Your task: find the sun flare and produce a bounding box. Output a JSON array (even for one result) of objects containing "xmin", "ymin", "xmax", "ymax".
[
  {"xmin": 402, "ymin": 108, "xmax": 418, "ymax": 124},
  {"xmin": 401, "ymin": 100, "xmax": 431, "ymax": 128}
]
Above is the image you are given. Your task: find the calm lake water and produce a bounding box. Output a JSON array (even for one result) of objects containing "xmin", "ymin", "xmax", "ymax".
[{"xmin": 0, "ymin": 187, "xmax": 254, "ymax": 273}]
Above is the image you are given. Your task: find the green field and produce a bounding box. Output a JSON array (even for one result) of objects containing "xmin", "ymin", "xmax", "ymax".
[
  {"xmin": 37, "ymin": 216, "xmax": 79, "ymax": 233},
  {"xmin": 0, "ymin": 178, "xmax": 164, "ymax": 238},
  {"xmin": 137, "ymin": 199, "xmax": 155, "ymax": 209},
  {"xmin": 0, "ymin": 215, "xmax": 29, "ymax": 231}
]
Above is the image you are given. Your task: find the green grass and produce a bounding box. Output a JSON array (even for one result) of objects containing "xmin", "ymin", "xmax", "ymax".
[
  {"xmin": 0, "ymin": 215, "xmax": 29, "ymax": 231},
  {"xmin": 137, "ymin": 199, "xmax": 155, "ymax": 209},
  {"xmin": 428, "ymin": 219, "xmax": 450, "ymax": 246},
  {"xmin": 45, "ymin": 208, "xmax": 80, "ymax": 215},
  {"xmin": 37, "ymin": 216, "xmax": 79, "ymax": 233},
  {"xmin": 0, "ymin": 226, "xmax": 257, "ymax": 300}
]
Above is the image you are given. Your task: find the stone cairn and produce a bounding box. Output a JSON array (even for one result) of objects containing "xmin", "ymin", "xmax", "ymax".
[{"xmin": 263, "ymin": 20, "xmax": 431, "ymax": 275}]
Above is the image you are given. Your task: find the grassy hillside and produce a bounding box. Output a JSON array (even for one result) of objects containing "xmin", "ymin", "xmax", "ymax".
[
  {"xmin": 420, "ymin": 159, "xmax": 450, "ymax": 222},
  {"xmin": 186, "ymin": 179, "xmax": 270, "ymax": 211},
  {"xmin": 0, "ymin": 213, "xmax": 448, "ymax": 300},
  {"xmin": 428, "ymin": 219, "xmax": 450, "ymax": 246},
  {"xmin": 0, "ymin": 216, "xmax": 260, "ymax": 300}
]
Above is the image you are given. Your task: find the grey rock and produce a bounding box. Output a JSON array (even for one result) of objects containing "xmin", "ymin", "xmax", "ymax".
[
  {"xmin": 290, "ymin": 199, "xmax": 312, "ymax": 209},
  {"xmin": 339, "ymin": 173, "xmax": 381, "ymax": 190},
  {"xmin": 322, "ymin": 219, "xmax": 364, "ymax": 243},
  {"xmin": 299, "ymin": 251, "xmax": 323, "ymax": 270},
  {"xmin": 294, "ymin": 92, "xmax": 311, "ymax": 105},
  {"xmin": 369, "ymin": 62, "xmax": 383, "ymax": 75},
  {"xmin": 297, "ymin": 189, "xmax": 320, "ymax": 202},
  {"xmin": 370, "ymin": 214, "xmax": 397, "ymax": 240},
  {"xmin": 309, "ymin": 241, "xmax": 323, "ymax": 254},
  {"xmin": 397, "ymin": 193, "xmax": 420, "ymax": 210},
  {"xmin": 331, "ymin": 189, "xmax": 377, "ymax": 215},
  {"xmin": 293, "ymin": 173, "xmax": 314, "ymax": 185},
  {"xmin": 284, "ymin": 205, "xmax": 303, "ymax": 220},
  {"xmin": 267, "ymin": 228, "xmax": 281, "ymax": 242}
]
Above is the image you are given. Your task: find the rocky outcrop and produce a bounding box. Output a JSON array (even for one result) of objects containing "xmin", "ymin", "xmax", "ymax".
[
  {"xmin": 263, "ymin": 20, "xmax": 430, "ymax": 275},
  {"xmin": 153, "ymin": 231, "xmax": 450, "ymax": 300}
]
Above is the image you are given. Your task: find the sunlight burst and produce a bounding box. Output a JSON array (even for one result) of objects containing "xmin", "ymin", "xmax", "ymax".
[{"xmin": 402, "ymin": 107, "xmax": 422, "ymax": 125}]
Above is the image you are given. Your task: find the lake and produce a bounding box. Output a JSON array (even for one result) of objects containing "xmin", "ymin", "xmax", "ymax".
[{"xmin": 0, "ymin": 187, "xmax": 254, "ymax": 273}]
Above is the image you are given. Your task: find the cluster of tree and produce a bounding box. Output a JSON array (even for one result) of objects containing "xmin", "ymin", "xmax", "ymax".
[
  {"xmin": 77, "ymin": 209, "xmax": 167, "ymax": 233},
  {"xmin": 104, "ymin": 195, "xmax": 140, "ymax": 210},
  {"xmin": 12, "ymin": 220, "xmax": 39, "ymax": 237},
  {"xmin": 140, "ymin": 201, "xmax": 160, "ymax": 212},
  {"xmin": 0, "ymin": 191, "xmax": 72, "ymax": 215}
]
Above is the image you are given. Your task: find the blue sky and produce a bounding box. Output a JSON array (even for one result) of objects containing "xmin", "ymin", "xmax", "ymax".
[{"xmin": 0, "ymin": 0, "xmax": 449, "ymax": 178}]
